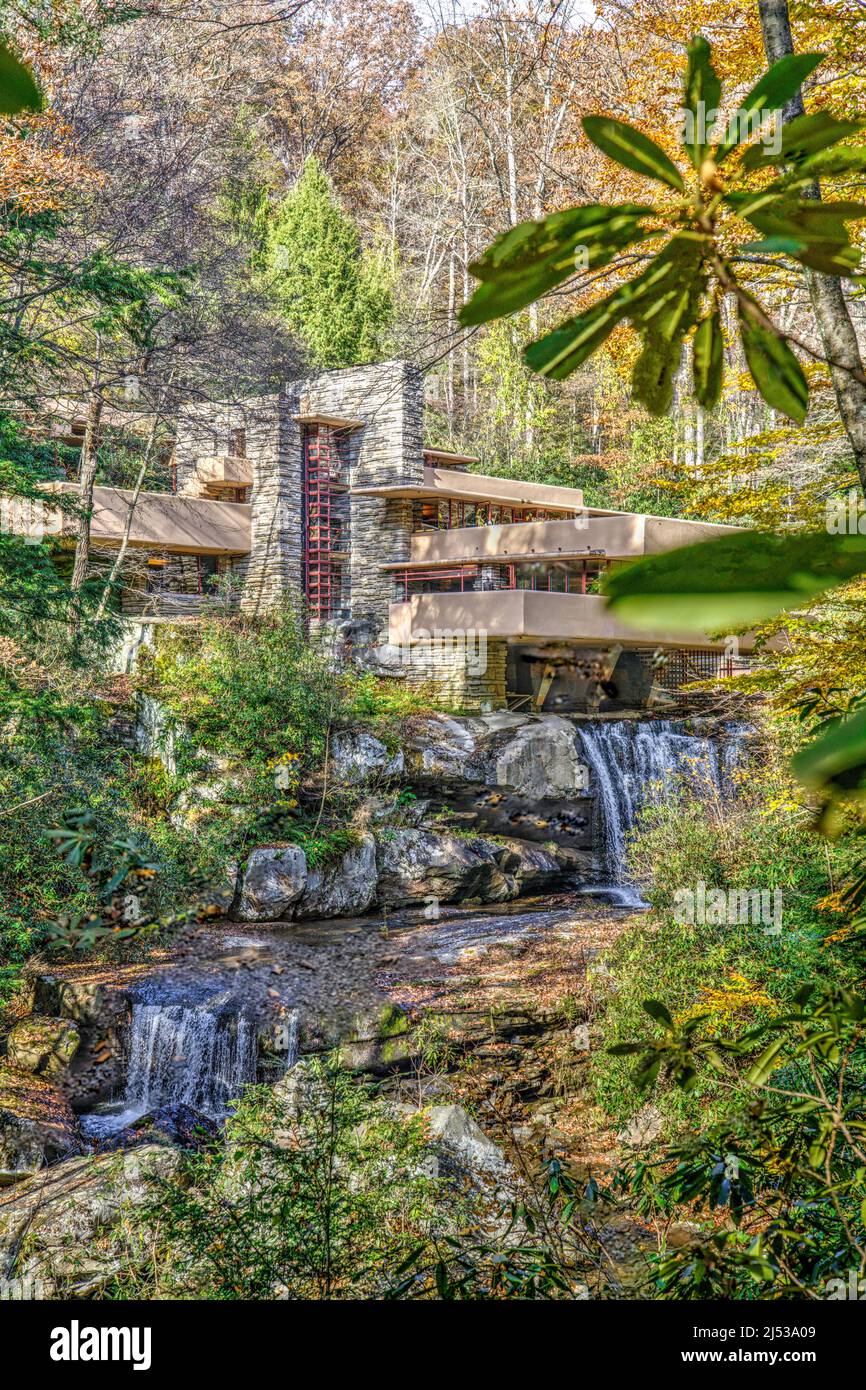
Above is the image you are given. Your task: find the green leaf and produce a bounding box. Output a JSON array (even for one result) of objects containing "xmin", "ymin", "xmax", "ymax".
[
  {"xmin": 682, "ymin": 36, "xmax": 721, "ymax": 168},
  {"xmin": 798, "ymin": 145, "xmax": 866, "ymax": 177},
  {"xmin": 740, "ymin": 112, "xmax": 864, "ymax": 170},
  {"xmin": 525, "ymin": 236, "xmax": 691, "ymax": 380},
  {"xmin": 737, "ymin": 195, "xmax": 866, "ymax": 277},
  {"xmin": 746, "ymin": 1036, "xmax": 787, "ymax": 1086},
  {"xmin": 792, "ymin": 706, "xmax": 866, "ymax": 795},
  {"xmin": 693, "ymin": 309, "xmax": 724, "ymax": 409},
  {"xmin": 740, "ymin": 235, "xmax": 862, "ymax": 277},
  {"xmin": 739, "ymin": 304, "xmax": 809, "ymax": 423},
  {"xmin": 632, "ymin": 240, "xmax": 705, "ymax": 414},
  {"xmin": 583, "ymin": 116, "xmax": 685, "ymax": 192},
  {"xmin": 459, "ymin": 203, "xmax": 657, "ymax": 327},
  {"xmin": 602, "ymin": 529, "xmax": 866, "ymax": 633},
  {"xmin": 716, "ymin": 53, "xmax": 824, "ymax": 161},
  {"xmin": 643, "ymin": 999, "xmax": 674, "ymax": 1029},
  {"xmin": 0, "ymin": 42, "xmax": 43, "ymax": 116}
]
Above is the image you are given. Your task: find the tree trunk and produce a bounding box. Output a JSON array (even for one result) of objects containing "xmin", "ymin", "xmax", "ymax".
[
  {"xmin": 68, "ymin": 384, "xmax": 103, "ymax": 639},
  {"xmin": 758, "ymin": 0, "xmax": 866, "ymax": 493}
]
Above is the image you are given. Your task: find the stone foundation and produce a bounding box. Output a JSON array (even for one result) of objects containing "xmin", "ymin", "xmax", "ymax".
[{"xmin": 403, "ymin": 636, "xmax": 507, "ymax": 712}]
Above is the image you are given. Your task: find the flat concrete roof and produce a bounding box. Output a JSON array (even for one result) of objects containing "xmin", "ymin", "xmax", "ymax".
[
  {"xmin": 423, "ymin": 448, "xmax": 480, "ymax": 467},
  {"xmin": 388, "ymin": 589, "xmax": 756, "ymax": 653},
  {"xmin": 351, "ymin": 466, "xmax": 585, "ymax": 513}
]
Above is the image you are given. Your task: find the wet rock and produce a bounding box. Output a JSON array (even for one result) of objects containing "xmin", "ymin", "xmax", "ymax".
[
  {"xmin": 402, "ymin": 714, "xmax": 481, "ymax": 780},
  {"xmin": 0, "ymin": 1065, "xmax": 81, "ymax": 1185},
  {"xmin": 422, "ymin": 1104, "xmax": 506, "ymax": 1174},
  {"xmin": 0, "ymin": 1143, "xmax": 179, "ymax": 1295},
  {"xmin": 337, "ymin": 1003, "xmax": 416, "ymax": 1074},
  {"xmin": 331, "ymin": 729, "xmax": 404, "ymax": 784},
  {"xmin": 92, "ymin": 1105, "xmax": 219, "ymax": 1154},
  {"xmin": 489, "ymin": 716, "xmax": 588, "ymax": 799},
  {"xmin": 375, "ymin": 828, "xmax": 512, "ymax": 907},
  {"xmin": 401, "ymin": 712, "xmax": 588, "ymax": 800},
  {"xmin": 496, "ymin": 837, "xmax": 572, "ymax": 894},
  {"xmin": 235, "ymin": 845, "xmax": 308, "ymax": 921},
  {"xmin": 6, "ymin": 1016, "xmax": 81, "ymax": 1080},
  {"xmin": 295, "ymin": 834, "xmax": 378, "ymax": 919}
]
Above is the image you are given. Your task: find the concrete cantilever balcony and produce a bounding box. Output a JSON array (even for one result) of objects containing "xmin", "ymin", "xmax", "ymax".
[
  {"xmin": 6, "ymin": 482, "xmax": 251, "ymax": 556},
  {"xmin": 351, "ymin": 465, "xmax": 587, "ymax": 515},
  {"xmin": 389, "ymin": 589, "xmax": 757, "ymax": 654},
  {"xmin": 182, "ymin": 454, "xmax": 253, "ymax": 496},
  {"xmin": 394, "ymin": 512, "xmax": 741, "ymax": 570}
]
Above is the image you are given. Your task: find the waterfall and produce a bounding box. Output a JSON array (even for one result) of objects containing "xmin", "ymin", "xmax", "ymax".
[
  {"xmin": 81, "ymin": 984, "xmax": 257, "ymax": 1138},
  {"xmin": 576, "ymin": 720, "xmax": 744, "ymax": 905}
]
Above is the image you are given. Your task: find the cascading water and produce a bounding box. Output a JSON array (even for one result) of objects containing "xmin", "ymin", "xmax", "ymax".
[
  {"xmin": 81, "ymin": 982, "xmax": 258, "ymax": 1139},
  {"xmin": 576, "ymin": 719, "xmax": 745, "ymax": 906}
]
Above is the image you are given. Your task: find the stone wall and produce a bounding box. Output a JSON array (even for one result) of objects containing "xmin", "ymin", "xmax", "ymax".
[
  {"xmin": 404, "ymin": 637, "xmax": 508, "ymax": 712},
  {"xmin": 174, "ymin": 393, "xmax": 305, "ymax": 615},
  {"xmin": 236, "ymin": 393, "xmax": 304, "ymax": 616},
  {"xmin": 171, "ymin": 362, "xmax": 424, "ymax": 625}
]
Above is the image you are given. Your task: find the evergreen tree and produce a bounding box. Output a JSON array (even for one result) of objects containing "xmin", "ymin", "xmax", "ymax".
[{"xmin": 265, "ymin": 157, "xmax": 391, "ymax": 369}]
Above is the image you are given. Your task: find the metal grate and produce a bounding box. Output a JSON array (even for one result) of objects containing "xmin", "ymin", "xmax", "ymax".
[{"xmin": 304, "ymin": 424, "xmax": 334, "ymax": 620}]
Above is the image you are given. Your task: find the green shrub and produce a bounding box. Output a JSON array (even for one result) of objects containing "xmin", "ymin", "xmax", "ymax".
[{"xmin": 138, "ymin": 603, "xmax": 346, "ymax": 773}]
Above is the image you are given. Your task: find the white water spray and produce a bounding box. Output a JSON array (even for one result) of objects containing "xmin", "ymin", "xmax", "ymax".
[
  {"xmin": 81, "ymin": 986, "xmax": 258, "ymax": 1138},
  {"xmin": 576, "ymin": 720, "xmax": 744, "ymax": 904}
]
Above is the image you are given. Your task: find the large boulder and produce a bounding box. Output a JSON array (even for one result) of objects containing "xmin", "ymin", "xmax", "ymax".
[
  {"xmin": 0, "ymin": 1065, "xmax": 80, "ymax": 1185},
  {"xmin": 489, "ymin": 716, "xmax": 588, "ymax": 799},
  {"xmin": 402, "ymin": 714, "xmax": 482, "ymax": 780},
  {"xmin": 234, "ymin": 845, "xmax": 308, "ymax": 921},
  {"xmin": 375, "ymin": 829, "xmax": 512, "ymax": 907},
  {"xmin": 423, "ymin": 1104, "xmax": 506, "ymax": 1174},
  {"xmin": 496, "ymin": 837, "xmax": 573, "ymax": 894},
  {"xmin": 331, "ymin": 729, "xmax": 403, "ymax": 785},
  {"xmin": 6, "ymin": 1017, "xmax": 80, "ymax": 1080},
  {"xmin": 401, "ymin": 712, "xmax": 589, "ymax": 800},
  {"xmin": 0, "ymin": 1143, "xmax": 180, "ymax": 1296},
  {"xmin": 294, "ymin": 834, "xmax": 378, "ymax": 919}
]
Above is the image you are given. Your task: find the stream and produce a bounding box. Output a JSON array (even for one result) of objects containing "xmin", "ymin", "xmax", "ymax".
[{"xmin": 77, "ymin": 718, "xmax": 749, "ymax": 1140}]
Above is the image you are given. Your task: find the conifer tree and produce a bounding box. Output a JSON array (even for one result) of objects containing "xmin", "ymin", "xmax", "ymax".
[{"xmin": 265, "ymin": 156, "xmax": 392, "ymax": 369}]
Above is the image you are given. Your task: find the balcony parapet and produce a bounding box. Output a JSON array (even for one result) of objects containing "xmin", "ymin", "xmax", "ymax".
[
  {"xmin": 5, "ymin": 482, "xmax": 251, "ymax": 556},
  {"xmin": 388, "ymin": 513, "xmax": 741, "ymax": 569},
  {"xmin": 389, "ymin": 589, "xmax": 757, "ymax": 654},
  {"xmin": 352, "ymin": 465, "xmax": 586, "ymax": 514},
  {"xmin": 182, "ymin": 454, "xmax": 253, "ymax": 496}
]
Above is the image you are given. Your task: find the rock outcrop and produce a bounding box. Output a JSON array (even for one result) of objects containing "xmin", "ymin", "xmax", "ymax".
[
  {"xmin": 401, "ymin": 711, "xmax": 590, "ymax": 800},
  {"xmin": 6, "ymin": 1017, "xmax": 80, "ymax": 1080},
  {"xmin": 374, "ymin": 827, "xmax": 577, "ymax": 908},
  {"xmin": 234, "ymin": 845, "xmax": 309, "ymax": 921},
  {"xmin": 423, "ymin": 1104, "xmax": 506, "ymax": 1174},
  {"xmin": 375, "ymin": 828, "xmax": 514, "ymax": 906},
  {"xmin": 0, "ymin": 1143, "xmax": 179, "ymax": 1295},
  {"xmin": 294, "ymin": 834, "xmax": 378, "ymax": 919},
  {"xmin": 330, "ymin": 729, "xmax": 404, "ymax": 785},
  {"xmin": 0, "ymin": 1065, "xmax": 81, "ymax": 1185}
]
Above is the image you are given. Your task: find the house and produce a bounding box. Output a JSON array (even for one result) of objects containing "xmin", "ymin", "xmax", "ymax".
[{"xmin": 14, "ymin": 360, "xmax": 749, "ymax": 711}]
